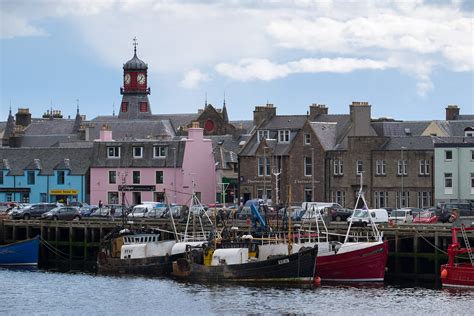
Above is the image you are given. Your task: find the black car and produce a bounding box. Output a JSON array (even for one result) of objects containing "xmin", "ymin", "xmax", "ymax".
[
  {"xmin": 10, "ymin": 203, "xmax": 58, "ymax": 220},
  {"xmin": 441, "ymin": 203, "xmax": 473, "ymax": 217},
  {"xmin": 330, "ymin": 208, "xmax": 353, "ymax": 222}
]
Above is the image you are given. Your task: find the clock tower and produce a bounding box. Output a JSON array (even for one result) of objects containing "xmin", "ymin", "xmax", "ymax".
[{"xmin": 119, "ymin": 38, "xmax": 152, "ymax": 119}]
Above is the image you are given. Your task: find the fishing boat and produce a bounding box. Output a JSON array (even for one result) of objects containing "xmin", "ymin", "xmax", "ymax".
[
  {"xmin": 287, "ymin": 173, "xmax": 389, "ymax": 282},
  {"xmin": 171, "ymin": 240, "xmax": 318, "ymax": 284},
  {"xmin": 440, "ymin": 225, "xmax": 474, "ymax": 288},
  {"xmin": 97, "ymin": 193, "xmax": 211, "ymax": 276},
  {"xmin": 0, "ymin": 236, "xmax": 40, "ymax": 267}
]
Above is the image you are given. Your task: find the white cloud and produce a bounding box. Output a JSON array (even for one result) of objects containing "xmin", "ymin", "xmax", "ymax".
[
  {"xmin": 1, "ymin": 0, "xmax": 472, "ymax": 97},
  {"xmin": 180, "ymin": 69, "xmax": 209, "ymax": 89},
  {"xmin": 216, "ymin": 57, "xmax": 390, "ymax": 81}
]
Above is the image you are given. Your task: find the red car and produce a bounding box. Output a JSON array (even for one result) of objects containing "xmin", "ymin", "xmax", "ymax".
[{"xmin": 413, "ymin": 211, "xmax": 438, "ymax": 224}]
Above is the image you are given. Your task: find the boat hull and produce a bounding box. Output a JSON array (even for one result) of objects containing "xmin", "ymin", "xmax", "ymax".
[
  {"xmin": 0, "ymin": 237, "xmax": 40, "ymax": 266},
  {"xmin": 97, "ymin": 253, "xmax": 183, "ymax": 276},
  {"xmin": 441, "ymin": 264, "xmax": 474, "ymax": 288},
  {"xmin": 171, "ymin": 246, "xmax": 318, "ymax": 284},
  {"xmin": 317, "ymin": 241, "xmax": 388, "ymax": 282}
]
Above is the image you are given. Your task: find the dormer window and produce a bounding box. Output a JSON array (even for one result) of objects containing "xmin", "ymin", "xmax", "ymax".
[
  {"xmin": 133, "ymin": 146, "xmax": 143, "ymax": 158},
  {"xmin": 278, "ymin": 130, "xmax": 290, "ymax": 143},
  {"xmin": 304, "ymin": 133, "xmax": 311, "ymax": 145},
  {"xmin": 107, "ymin": 146, "xmax": 121, "ymax": 158},
  {"xmin": 257, "ymin": 130, "xmax": 269, "ymax": 142},
  {"xmin": 154, "ymin": 146, "xmax": 167, "ymax": 158},
  {"xmin": 465, "ymin": 127, "xmax": 474, "ymax": 137}
]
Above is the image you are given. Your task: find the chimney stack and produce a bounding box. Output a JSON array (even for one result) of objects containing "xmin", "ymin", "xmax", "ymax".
[
  {"xmin": 253, "ymin": 103, "xmax": 276, "ymax": 126},
  {"xmin": 309, "ymin": 104, "xmax": 328, "ymax": 120},
  {"xmin": 15, "ymin": 108, "xmax": 32, "ymax": 128},
  {"xmin": 445, "ymin": 105, "xmax": 460, "ymax": 120}
]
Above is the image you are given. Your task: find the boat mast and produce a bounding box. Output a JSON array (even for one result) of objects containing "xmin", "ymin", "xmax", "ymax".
[{"xmin": 288, "ymin": 185, "xmax": 293, "ymax": 255}]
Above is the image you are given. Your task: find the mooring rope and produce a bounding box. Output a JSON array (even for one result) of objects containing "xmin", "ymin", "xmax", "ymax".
[{"xmin": 39, "ymin": 236, "xmax": 84, "ymax": 260}]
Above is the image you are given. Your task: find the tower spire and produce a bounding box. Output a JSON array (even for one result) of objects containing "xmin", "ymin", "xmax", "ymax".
[
  {"xmin": 133, "ymin": 36, "xmax": 138, "ymax": 56},
  {"xmin": 205, "ymin": 92, "xmax": 208, "ymax": 107},
  {"xmin": 112, "ymin": 102, "xmax": 116, "ymax": 116},
  {"xmin": 76, "ymin": 98, "xmax": 80, "ymax": 114}
]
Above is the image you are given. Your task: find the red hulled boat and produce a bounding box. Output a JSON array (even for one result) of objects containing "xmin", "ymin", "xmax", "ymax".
[{"xmin": 440, "ymin": 225, "xmax": 474, "ymax": 288}]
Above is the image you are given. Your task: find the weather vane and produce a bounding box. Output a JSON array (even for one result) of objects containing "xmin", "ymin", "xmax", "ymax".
[{"xmin": 133, "ymin": 37, "xmax": 138, "ymax": 54}]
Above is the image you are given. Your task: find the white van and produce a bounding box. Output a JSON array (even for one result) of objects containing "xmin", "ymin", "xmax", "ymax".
[
  {"xmin": 389, "ymin": 209, "xmax": 413, "ymax": 224},
  {"xmin": 347, "ymin": 208, "xmax": 388, "ymax": 226},
  {"xmin": 128, "ymin": 204, "xmax": 155, "ymax": 218}
]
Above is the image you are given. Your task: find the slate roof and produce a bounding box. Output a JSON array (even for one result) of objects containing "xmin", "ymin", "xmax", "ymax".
[
  {"xmin": 371, "ymin": 121, "xmax": 431, "ymax": 137},
  {"xmin": 310, "ymin": 122, "xmax": 337, "ymax": 151},
  {"xmin": 259, "ymin": 115, "xmax": 307, "ymax": 129},
  {"xmin": 230, "ymin": 120, "xmax": 254, "ymax": 133},
  {"xmin": 0, "ymin": 147, "xmax": 93, "ymax": 175},
  {"xmin": 313, "ymin": 114, "xmax": 351, "ymax": 142},
  {"xmin": 87, "ymin": 120, "xmax": 175, "ymax": 140},
  {"xmin": 447, "ymin": 120, "xmax": 474, "ymax": 136},
  {"xmin": 90, "ymin": 140, "xmax": 185, "ymax": 168},
  {"xmin": 24, "ymin": 119, "xmax": 77, "ymax": 135},
  {"xmin": 381, "ymin": 136, "xmax": 436, "ymax": 150},
  {"xmin": 17, "ymin": 134, "xmax": 81, "ymax": 147}
]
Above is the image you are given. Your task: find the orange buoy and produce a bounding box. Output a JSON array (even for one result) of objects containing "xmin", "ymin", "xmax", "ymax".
[
  {"xmin": 441, "ymin": 269, "xmax": 448, "ymax": 279},
  {"xmin": 313, "ymin": 276, "xmax": 321, "ymax": 286}
]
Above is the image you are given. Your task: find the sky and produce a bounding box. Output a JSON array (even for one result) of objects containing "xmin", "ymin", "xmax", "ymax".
[{"xmin": 1, "ymin": 0, "xmax": 473, "ymax": 122}]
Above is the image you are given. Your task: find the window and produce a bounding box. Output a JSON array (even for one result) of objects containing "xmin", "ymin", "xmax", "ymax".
[
  {"xmin": 304, "ymin": 157, "xmax": 312, "ymax": 176},
  {"xmin": 40, "ymin": 193, "xmax": 47, "ymax": 203},
  {"xmin": 304, "ymin": 133, "xmax": 311, "ymax": 145},
  {"xmin": 333, "ymin": 159, "xmax": 343, "ymax": 176},
  {"xmin": 108, "ymin": 192, "xmax": 119, "ymax": 204},
  {"xmin": 21, "ymin": 193, "xmax": 29, "ymax": 203},
  {"xmin": 444, "ymin": 173, "xmax": 452, "ymax": 188},
  {"xmin": 374, "ymin": 191, "xmax": 388, "ymax": 208},
  {"xmin": 419, "ymin": 160, "xmax": 430, "ymax": 175},
  {"xmin": 396, "ymin": 191, "xmax": 409, "ymax": 208},
  {"xmin": 471, "ymin": 150, "xmax": 474, "ymax": 160},
  {"xmin": 133, "ymin": 147, "xmax": 143, "ymax": 158},
  {"xmin": 133, "ymin": 171, "xmax": 140, "ymax": 184},
  {"xmin": 444, "ymin": 173, "xmax": 453, "ymax": 195},
  {"xmin": 375, "ymin": 160, "xmax": 386, "ymax": 175},
  {"xmin": 57, "ymin": 171, "xmax": 65, "ymax": 185},
  {"xmin": 156, "ymin": 171, "xmax": 164, "ymax": 184},
  {"xmin": 107, "ymin": 146, "xmax": 120, "ymax": 158},
  {"xmin": 471, "ymin": 173, "xmax": 474, "ymax": 194},
  {"xmin": 332, "ymin": 191, "xmax": 345, "ymax": 206},
  {"xmin": 6, "ymin": 193, "xmax": 13, "ymax": 202},
  {"xmin": 121, "ymin": 102, "xmax": 128, "ymax": 113},
  {"xmin": 27, "ymin": 171, "xmax": 35, "ymax": 185},
  {"xmin": 139, "ymin": 102, "xmax": 148, "ymax": 112},
  {"xmin": 153, "ymin": 146, "xmax": 166, "ymax": 158},
  {"xmin": 304, "ymin": 188, "xmax": 312, "ymax": 202},
  {"xmin": 258, "ymin": 157, "xmax": 270, "ymax": 176},
  {"xmin": 445, "ymin": 150, "xmax": 452, "ymax": 161},
  {"xmin": 356, "ymin": 160, "xmax": 363, "ymax": 175},
  {"xmin": 417, "ymin": 192, "xmax": 431, "ymax": 208},
  {"xmin": 109, "ymin": 171, "xmax": 116, "ymax": 184},
  {"xmin": 397, "ymin": 160, "xmax": 407, "ymax": 175},
  {"xmin": 278, "ymin": 130, "xmax": 290, "ymax": 143},
  {"xmin": 257, "ymin": 130, "xmax": 269, "ymax": 142},
  {"xmin": 0, "ymin": 171, "xmax": 3, "ymax": 185}
]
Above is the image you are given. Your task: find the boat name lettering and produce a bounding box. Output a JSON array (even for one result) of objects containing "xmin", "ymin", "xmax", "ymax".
[{"xmin": 278, "ymin": 258, "xmax": 290, "ymax": 265}]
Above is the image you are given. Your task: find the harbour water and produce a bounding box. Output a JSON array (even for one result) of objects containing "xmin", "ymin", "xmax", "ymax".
[{"xmin": 1, "ymin": 268, "xmax": 472, "ymax": 315}]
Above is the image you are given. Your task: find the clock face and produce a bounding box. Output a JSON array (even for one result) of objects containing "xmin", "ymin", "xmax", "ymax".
[
  {"xmin": 124, "ymin": 73, "xmax": 131, "ymax": 85},
  {"xmin": 137, "ymin": 73, "xmax": 146, "ymax": 85}
]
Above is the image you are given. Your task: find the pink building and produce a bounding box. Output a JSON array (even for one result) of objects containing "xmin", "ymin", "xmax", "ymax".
[{"xmin": 90, "ymin": 125, "xmax": 216, "ymax": 206}]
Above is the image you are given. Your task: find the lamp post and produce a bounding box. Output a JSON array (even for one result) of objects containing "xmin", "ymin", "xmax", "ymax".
[
  {"xmin": 263, "ymin": 146, "xmax": 270, "ymax": 203},
  {"xmin": 400, "ymin": 146, "xmax": 407, "ymax": 208},
  {"xmin": 118, "ymin": 171, "xmax": 128, "ymax": 226},
  {"xmin": 172, "ymin": 147, "xmax": 177, "ymax": 204}
]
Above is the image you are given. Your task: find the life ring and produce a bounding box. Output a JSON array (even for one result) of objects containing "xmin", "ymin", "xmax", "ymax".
[{"xmin": 97, "ymin": 251, "xmax": 108, "ymax": 265}]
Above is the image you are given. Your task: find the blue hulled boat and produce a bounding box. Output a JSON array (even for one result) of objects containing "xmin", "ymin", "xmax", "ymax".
[{"xmin": 0, "ymin": 237, "xmax": 40, "ymax": 266}]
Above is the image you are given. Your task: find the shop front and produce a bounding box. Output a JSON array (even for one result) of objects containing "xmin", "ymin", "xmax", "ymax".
[
  {"xmin": 0, "ymin": 188, "xmax": 31, "ymax": 203},
  {"xmin": 49, "ymin": 189, "xmax": 79, "ymax": 204}
]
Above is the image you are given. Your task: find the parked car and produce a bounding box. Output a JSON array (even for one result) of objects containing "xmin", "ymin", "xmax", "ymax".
[
  {"xmin": 347, "ymin": 208, "xmax": 389, "ymax": 226},
  {"xmin": 41, "ymin": 206, "xmax": 81, "ymax": 221},
  {"xmin": 388, "ymin": 209, "xmax": 414, "ymax": 224},
  {"xmin": 413, "ymin": 211, "xmax": 438, "ymax": 224},
  {"xmin": 10, "ymin": 203, "xmax": 58, "ymax": 220},
  {"xmin": 435, "ymin": 208, "xmax": 454, "ymax": 223},
  {"xmin": 441, "ymin": 203, "xmax": 473, "ymax": 217},
  {"xmin": 278, "ymin": 207, "xmax": 306, "ymax": 221},
  {"xmin": 329, "ymin": 208, "xmax": 353, "ymax": 222},
  {"xmin": 79, "ymin": 205, "xmax": 98, "ymax": 217}
]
